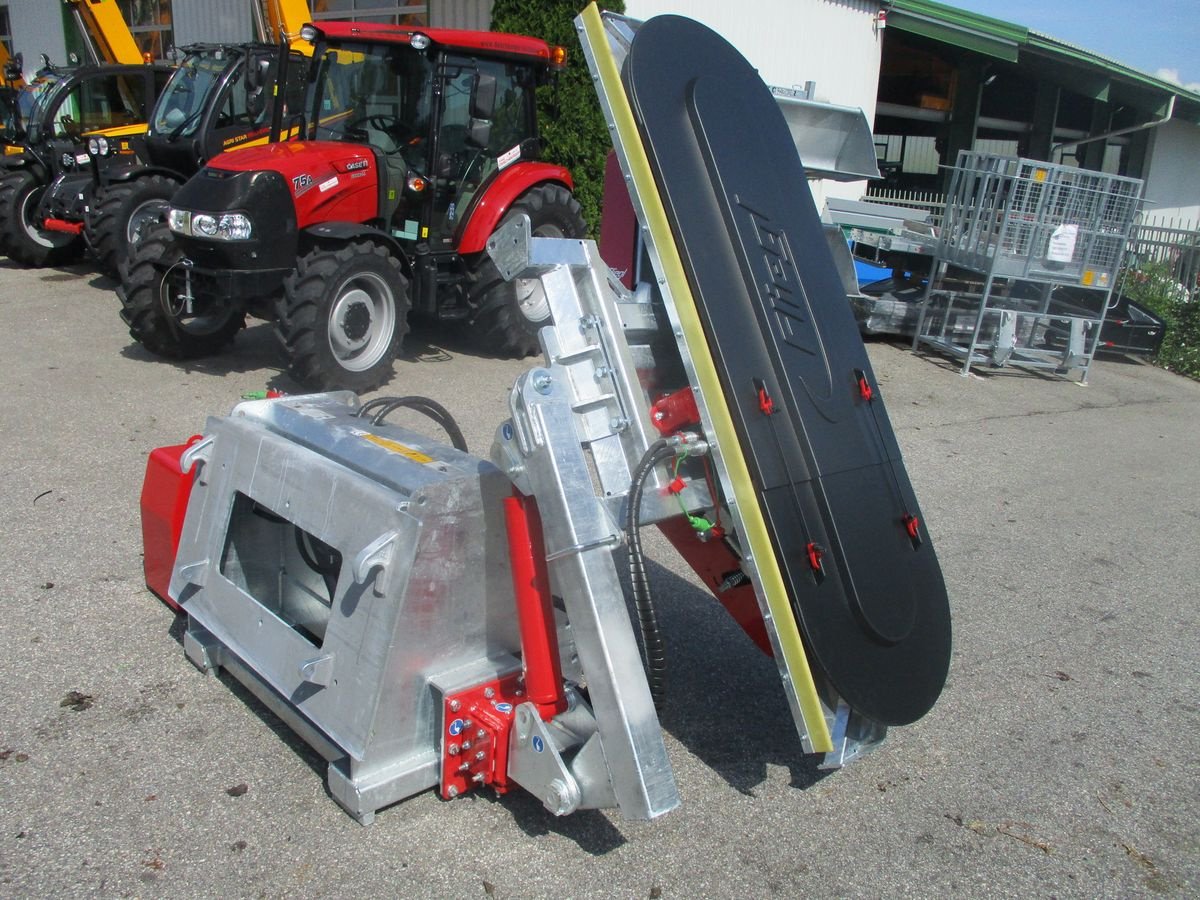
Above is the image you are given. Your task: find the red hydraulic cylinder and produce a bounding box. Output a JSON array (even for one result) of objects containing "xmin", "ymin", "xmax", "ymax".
[{"xmin": 503, "ymin": 493, "xmax": 568, "ymax": 719}]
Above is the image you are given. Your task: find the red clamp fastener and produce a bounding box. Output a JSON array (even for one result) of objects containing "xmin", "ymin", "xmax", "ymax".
[
  {"xmin": 854, "ymin": 369, "xmax": 874, "ymax": 402},
  {"xmin": 753, "ymin": 377, "xmax": 775, "ymax": 416},
  {"xmin": 806, "ymin": 541, "xmax": 825, "ymax": 574},
  {"xmin": 902, "ymin": 513, "xmax": 922, "ymax": 547},
  {"xmin": 666, "ymin": 475, "xmax": 686, "ymax": 495}
]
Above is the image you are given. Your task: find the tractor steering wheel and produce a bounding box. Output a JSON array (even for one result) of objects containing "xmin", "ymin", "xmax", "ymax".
[{"xmin": 347, "ymin": 114, "xmax": 421, "ymax": 151}]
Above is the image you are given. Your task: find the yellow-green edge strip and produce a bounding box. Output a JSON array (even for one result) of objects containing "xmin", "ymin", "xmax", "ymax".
[{"xmin": 579, "ymin": 4, "xmax": 832, "ymax": 752}]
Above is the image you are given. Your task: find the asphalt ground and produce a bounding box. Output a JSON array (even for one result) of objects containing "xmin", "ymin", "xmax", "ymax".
[{"xmin": 0, "ymin": 255, "xmax": 1197, "ymax": 898}]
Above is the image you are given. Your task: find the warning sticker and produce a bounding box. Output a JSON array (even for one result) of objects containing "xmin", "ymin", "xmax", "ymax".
[
  {"xmin": 318, "ymin": 176, "xmax": 339, "ymax": 193},
  {"xmin": 352, "ymin": 429, "xmax": 435, "ymax": 464},
  {"xmin": 497, "ymin": 144, "xmax": 521, "ymax": 170}
]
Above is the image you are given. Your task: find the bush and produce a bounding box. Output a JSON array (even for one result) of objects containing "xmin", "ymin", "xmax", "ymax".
[
  {"xmin": 1123, "ymin": 260, "xmax": 1200, "ymax": 378},
  {"xmin": 490, "ymin": 0, "xmax": 625, "ymax": 236}
]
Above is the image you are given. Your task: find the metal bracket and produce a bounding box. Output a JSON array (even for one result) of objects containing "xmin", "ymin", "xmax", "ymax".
[
  {"xmin": 353, "ymin": 530, "xmax": 400, "ymax": 596},
  {"xmin": 507, "ymin": 703, "xmax": 582, "ymax": 816},
  {"xmin": 176, "ymin": 558, "xmax": 210, "ymax": 588},
  {"xmin": 299, "ymin": 654, "xmax": 335, "ymax": 687},
  {"xmin": 180, "ymin": 434, "xmax": 214, "ymax": 475}
]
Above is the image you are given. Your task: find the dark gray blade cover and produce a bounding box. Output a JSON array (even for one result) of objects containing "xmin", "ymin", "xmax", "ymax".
[{"xmin": 623, "ymin": 15, "xmax": 951, "ymax": 725}]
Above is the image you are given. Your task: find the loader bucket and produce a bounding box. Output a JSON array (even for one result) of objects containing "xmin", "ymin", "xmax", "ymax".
[{"xmin": 772, "ymin": 91, "xmax": 881, "ymax": 182}]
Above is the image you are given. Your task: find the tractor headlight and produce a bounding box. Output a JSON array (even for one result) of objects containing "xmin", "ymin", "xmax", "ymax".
[
  {"xmin": 168, "ymin": 208, "xmax": 252, "ymax": 241},
  {"xmin": 87, "ymin": 136, "xmax": 110, "ymax": 157}
]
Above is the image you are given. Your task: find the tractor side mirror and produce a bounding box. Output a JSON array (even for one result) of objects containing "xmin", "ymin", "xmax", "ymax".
[
  {"xmin": 247, "ymin": 87, "xmax": 266, "ymax": 120},
  {"xmin": 245, "ymin": 57, "xmax": 272, "ymax": 121},
  {"xmin": 465, "ymin": 118, "xmax": 491, "ymax": 149},
  {"xmin": 471, "ymin": 72, "xmax": 496, "ymax": 120}
]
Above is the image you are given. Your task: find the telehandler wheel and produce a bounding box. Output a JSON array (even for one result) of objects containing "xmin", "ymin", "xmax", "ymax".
[
  {"xmin": 276, "ymin": 240, "xmax": 410, "ymax": 392},
  {"xmin": 468, "ymin": 183, "xmax": 585, "ymax": 357},
  {"xmin": 86, "ymin": 174, "xmax": 179, "ymax": 277},
  {"xmin": 117, "ymin": 222, "xmax": 245, "ymax": 358},
  {"xmin": 0, "ymin": 169, "xmax": 84, "ymax": 266}
]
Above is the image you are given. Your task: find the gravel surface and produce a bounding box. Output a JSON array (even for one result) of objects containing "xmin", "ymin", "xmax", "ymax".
[{"xmin": 0, "ymin": 256, "xmax": 1197, "ymax": 898}]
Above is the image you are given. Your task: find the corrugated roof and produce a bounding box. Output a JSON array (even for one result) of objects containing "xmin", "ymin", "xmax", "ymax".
[
  {"xmin": 887, "ymin": 0, "xmax": 1200, "ymax": 110},
  {"xmin": 885, "ymin": 0, "xmax": 1026, "ymax": 61},
  {"xmin": 1027, "ymin": 30, "xmax": 1200, "ymax": 104}
]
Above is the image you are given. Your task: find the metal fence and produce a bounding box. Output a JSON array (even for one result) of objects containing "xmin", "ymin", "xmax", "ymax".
[
  {"xmin": 1126, "ymin": 216, "xmax": 1200, "ymax": 302},
  {"xmin": 862, "ymin": 189, "xmax": 1200, "ymax": 302},
  {"xmin": 863, "ymin": 188, "xmax": 946, "ymax": 227}
]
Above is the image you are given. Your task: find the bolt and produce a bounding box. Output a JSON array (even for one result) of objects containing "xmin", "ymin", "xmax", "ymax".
[
  {"xmin": 461, "ymin": 740, "xmax": 472, "ymax": 751},
  {"xmin": 449, "ymin": 700, "xmax": 460, "ymax": 712},
  {"xmin": 462, "ymin": 719, "xmax": 472, "ymax": 729},
  {"xmin": 447, "ymin": 785, "xmax": 459, "ymax": 798},
  {"xmin": 483, "ymin": 687, "xmax": 495, "ymax": 699},
  {"xmin": 476, "ymin": 728, "xmax": 486, "ymax": 740},
  {"xmin": 448, "ymin": 743, "xmax": 460, "ymax": 756},
  {"xmin": 532, "ymin": 372, "xmax": 553, "ymax": 394},
  {"xmin": 459, "ymin": 762, "xmax": 470, "ymax": 772},
  {"xmin": 653, "ymin": 410, "xmax": 665, "ymax": 421},
  {"xmin": 610, "ymin": 416, "xmax": 629, "ymax": 433},
  {"xmin": 475, "ymin": 750, "xmax": 486, "ymax": 761},
  {"xmin": 579, "ymin": 314, "xmax": 600, "ymax": 331},
  {"xmin": 594, "ymin": 365, "xmax": 612, "ymax": 381},
  {"xmin": 546, "ymin": 779, "xmax": 573, "ymax": 815}
]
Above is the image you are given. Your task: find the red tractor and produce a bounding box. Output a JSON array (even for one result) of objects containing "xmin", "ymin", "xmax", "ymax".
[{"xmin": 119, "ymin": 22, "xmax": 584, "ymax": 391}]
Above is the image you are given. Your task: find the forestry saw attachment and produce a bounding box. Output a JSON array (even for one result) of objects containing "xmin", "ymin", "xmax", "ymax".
[{"xmin": 140, "ymin": 7, "xmax": 950, "ymax": 825}]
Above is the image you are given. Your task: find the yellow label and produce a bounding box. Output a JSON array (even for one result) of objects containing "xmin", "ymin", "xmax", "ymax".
[
  {"xmin": 421, "ymin": 226, "xmax": 429, "ymax": 238},
  {"xmin": 1081, "ymin": 270, "xmax": 1095, "ymax": 286},
  {"xmin": 1033, "ymin": 168, "xmax": 1048, "ymax": 182},
  {"xmin": 362, "ymin": 433, "xmax": 434, "ymax": 464},
  {"xmin": 4, "ymin": 145, "xmax": 21, "ymax": 156}
]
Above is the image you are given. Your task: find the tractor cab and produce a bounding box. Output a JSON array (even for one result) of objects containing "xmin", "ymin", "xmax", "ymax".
[
  {"xmin": 144, "ymin": 43, "xmax": 308, "ymax": 174},
  {"xmin": 302, "ymin": 26, "xmax": 550, "ymax": 253}
]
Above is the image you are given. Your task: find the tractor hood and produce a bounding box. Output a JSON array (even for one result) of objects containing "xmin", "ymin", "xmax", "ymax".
[
  {"xmin": 190, "ymin": 140, "xmax": 379, "ymax": 229},
  {"xmin": 206, "ymin": 140, "xmax": 374, "ymax": 181}
]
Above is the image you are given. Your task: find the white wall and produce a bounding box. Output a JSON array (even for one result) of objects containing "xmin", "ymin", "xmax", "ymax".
[
  {"xmin": 8, "ymin": 0, "xmax": 67, "ymax": 76},
  {"xmin": 1142, "ymin": 119, "xmax": 1200, "ymax": 223},
  {"xmin": 623, "ymin": 0, "xmax": 883, "ymax": 206}
]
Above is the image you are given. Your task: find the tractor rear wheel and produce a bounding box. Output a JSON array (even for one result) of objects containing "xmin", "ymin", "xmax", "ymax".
[
  {"xmin": 276, "ymin": 240, "xmax": 409, "ymax": 392},
  {"xmin": 468, "ymin": 183, "xmax": 585, "ymax": 357},
  {"xmin": 118, "ymin": 222, "xmax": 245, "ymax": 358},
  {"xmin": 0, "ymin": 169, "xmax": 84, "ymax": 266},
  {"xmin": 86, "ymin": 175, "xmax": 179, "ymax": 277}
]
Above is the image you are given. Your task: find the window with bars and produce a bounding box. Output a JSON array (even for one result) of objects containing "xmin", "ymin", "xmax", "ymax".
[{"xmin": 311, "ymin": 1, "xmax": 428, "ymax": 27}]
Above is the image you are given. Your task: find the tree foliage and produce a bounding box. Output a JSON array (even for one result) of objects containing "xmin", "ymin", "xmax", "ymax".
[
  {"xmin": 1124, "ymin": 259, "xmax": 1200, "ymax": 379},
  {"xmin": 490, "ymin": 0, "xmax": 624, "ymax": 235}
]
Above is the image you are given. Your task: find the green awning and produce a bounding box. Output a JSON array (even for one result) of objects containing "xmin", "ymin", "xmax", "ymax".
[{"xmin": 887, "ymin": 0, "xmax": 1027, "ymax": 62}]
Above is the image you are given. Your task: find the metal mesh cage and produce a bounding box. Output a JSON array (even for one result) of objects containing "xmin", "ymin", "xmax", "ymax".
[{"xmin": 938, "ymin": 151, "xmax": 1143, "ymax": 287}]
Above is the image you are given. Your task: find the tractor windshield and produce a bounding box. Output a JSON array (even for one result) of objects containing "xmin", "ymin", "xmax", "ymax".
[
  {"xmin": 21, "ymin": 73, "xmax": 66, "ymax": 143},
  {"xmin": 152, "ymin": 52, "xmax": 228, "ymax": 138},
  {"xmin": 308, "ymin": 40, "xmax": 433, "ymax": 169}
]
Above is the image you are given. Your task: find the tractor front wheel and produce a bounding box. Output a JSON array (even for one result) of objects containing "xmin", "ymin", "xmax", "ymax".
[
  {"xmin": 118, "ymin": 222, "xmax": 245, "ymax": 358},
  {"xmin": 276, "ymin": 240, "xmax": 409, "ymax": 392},
  {"xmin": 0, "ymin": 169, "xmax": 84, "ymax": 266},
  {"xmin": 468, "ymin": 183, "xmax": 585, "ymax": 357},
  {"xmin": 86, "ymin": 174, "xmax": 179, "ymax": 277}
]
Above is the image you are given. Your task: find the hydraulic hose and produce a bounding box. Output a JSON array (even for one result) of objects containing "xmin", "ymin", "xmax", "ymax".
[
  {"xmin": 357, "ymin": 396, "xmax": 469, "ymax": 453},
  {"xmin": 626, "ymin": 438, "xmax": 679, "ymax": 715}
]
